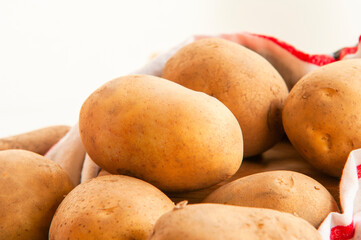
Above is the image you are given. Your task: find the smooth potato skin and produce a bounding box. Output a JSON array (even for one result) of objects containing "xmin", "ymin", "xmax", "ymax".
[
  {"xmin": 149, "ymin": 204, "xmax": 321, "ymax": 240},
  {"xmin": 49, "ymin": 175, "xmax": 175, "ymax": 240},
  {"xmin": 203, "ymin": 170, "xmax": 339, "ymax": 227},
  {"xmin": 0, "ymin": 150, "xmax": 74, "ymax": 240},
  {"xmin": 162, "ymin": 38, "xmax": 289, "ymax": 157},
  {"xmin": 79, "ymin": 74, "xmax": 243, "ymax": 192},
  {"xmin": 283, "ymin": 59, "xmax": 361, "ymax": 177}
]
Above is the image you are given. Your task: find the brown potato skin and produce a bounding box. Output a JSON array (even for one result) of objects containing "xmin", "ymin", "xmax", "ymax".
[
  {"xmin": 49, "ymin": 175, "xmax": 175, "ymax": 240},
  {"xmin": 282, "ymin": 59, "xmax": 361, "ymax": 177},
  {"xmin": 0, "ymin": 125, "xmax": 71, "ymax": 155},
  {"xmin": 79, "ymin": 74, "xmax": 243, "ymax": 192},
  {"xmin": 0, "ymin": 149, "xmax": 74, "ymax": 240},
  {"xmin": 203, "ymin": 170, "xmax": 339, "ymax": 228},
  {"xmin": 162, "ymin": 38, "xmax": 289, "ymax": 157},
  {"xmin": 149, "ymin": 203, "xmax": 321, "ymax": 240}
]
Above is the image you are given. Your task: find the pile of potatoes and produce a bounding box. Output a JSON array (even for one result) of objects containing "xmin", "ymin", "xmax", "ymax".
[{"xmin": 1, "ymin": 37, "xmax": 361, "ymax": 239}]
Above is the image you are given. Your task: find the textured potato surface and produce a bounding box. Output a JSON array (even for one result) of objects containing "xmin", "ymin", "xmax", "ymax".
[
  {"xmin": 79, "ymin": 74, "xmax": 243, "ymax": 192},
  {"xmin": 283, "ymin": 59, "xmax": 361, "ymax": 177},
  {"xmin": 149, "ymin": 203, "xmax": 321, "ymax": 240},
  {"xmin": 162, "ymin": 38, "xmax": 289, "ymax": 157},
  {"xmin": 49, "ymin": 175, "xmax": 174, "ymax": 240},
  {"xmin": 0, "ymin": 149, "xmax": 74, "ymax": 240},
  {"xmin": 203, "ymin": 170, "xmax": 339, "ymax": 227}
]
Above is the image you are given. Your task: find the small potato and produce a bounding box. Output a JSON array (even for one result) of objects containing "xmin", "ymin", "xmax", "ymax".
[
  {"xmin": 49, "ymin": 175, "xmax": 175, "ymax": 240},
  {"xmin": 149, "ymin": 203, "xmax": 321, "ymax": 240},
  {"xmin": 79, "ymin": 74, "xmax": 243, "ymax": 192},
  {"xmin": 162, "ymin": 38, "xmax": 289, "ymax": 157},
  {"xmin": 0, "ymin": 149, "xmax": 74, "ymax": 240},
  {"xmin": 203, "ymin": 170, "xmax": 339, "ymax": 227},
  {"xmin": 0, "ymin": 125, "xmax": 71, "ymax": 155},
  {"xmin": 283, "ymin": 59, "xmax": 361, "ymax": 177}
]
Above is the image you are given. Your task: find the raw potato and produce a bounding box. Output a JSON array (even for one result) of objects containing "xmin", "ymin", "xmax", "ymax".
[
  {"xmin": 0, "ymin": 150, "xmax": 74, "ymax": 240},
  {"xmin": 79, "ymin": 74, "xmax": 243, "ymax": 192},
  {"xmin": 203, "ymin": 170, "xmax": 339, "ymax": 227},
  {"xmin": 149, "ymin": 203, "xmax": 321, "ymax": 240},
  {"xmin": 49, "ymin": 175, "xmax": 175, "ymax": 240},
  {"xmin": 283, "ymin": 59, "xmax": 361, "ymax": 177},
  {"xmin": 0, "ymin": 125, "xmax": 71, "ymax": 155},
  {"xmin": 162, "ymin": 38, "xmax": 289, "ymax": 157}
]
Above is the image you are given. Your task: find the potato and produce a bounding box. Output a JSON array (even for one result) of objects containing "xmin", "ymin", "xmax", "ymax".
[
  {"xmin": 282, "ymin": 59, "xmax": 361, "ymax": 177},
  {"xmin": 79, "ymin": 74, "xmax": 243, "ymax": 192},
  {"xmin": 49, "ymin": 175, "xmax": 175, "ymax": 240},
  {"xmin": 203, "ymin": 170, "xmax": 339, "ymax": 227},
  {"xmin": 162, "ymin": 38, "xmax": 289, "ymax": 157},
  {"xmin": 0, "ymin": 149, "xmax": 74, "ymax": 240},
  {"xmin": 149, "ymin": 203, "xmax": 321, "ymax": 240},
  {"xmin": 0, "ymin": 125, "xmax": 71, "ymax": 155}
]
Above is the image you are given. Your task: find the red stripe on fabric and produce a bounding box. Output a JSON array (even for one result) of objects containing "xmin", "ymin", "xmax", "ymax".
[
  {"xmin": 338, "ymin": 46, "xmax": 358, "ymax": 60},
  {"xmin": 357, "ymin": 164, "xmax": 361, "ymax": 179},
  {"xmin": 330, "ymin": 222, "xmax": 355, "ymax": 240},
  {"xmin": 337, "ymin": 35, "xmax": 360, "ymax": 60},
  {"xmin": 250, "ymin": 33, "xmax": 336, "ymax": 66}
]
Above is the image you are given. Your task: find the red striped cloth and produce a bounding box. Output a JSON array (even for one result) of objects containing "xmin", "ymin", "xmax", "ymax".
[
  {"xmin": 319, "ymin": 149, "xmax": 361, "ymax": 240},
  {"xmin": 330, "ymin": 222, "xmax": 355, "ymax": 240}
]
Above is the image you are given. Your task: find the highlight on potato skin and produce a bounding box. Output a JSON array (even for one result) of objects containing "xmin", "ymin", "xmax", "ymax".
[
  {"xmin": 79, "ymin": 74, "xmax": 243, "ymax": 192},
  {"xmin": 282, "ymin": 59, "xmax": 361, "ymax": 177},
  {"xmin": 162, "ymin": 38, "xmax": 289, "ymax": 157}
]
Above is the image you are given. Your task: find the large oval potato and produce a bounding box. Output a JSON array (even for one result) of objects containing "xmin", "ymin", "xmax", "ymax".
[
  {"xmin": 162, "ymin": 38, "xmax": 289, "ymax": 157},
  {"xmin": 79, "ymin": 74, "xmax": 243, "ymax": 192},
  {"xmin": 283, "ymin": 59, "xmax": 361, "ymax": 177},
  {"xmin": 203, "ymin": 170, "xmax": 339, "ymax": 227},
  {"xmin": 149, "ymin": 203, "xmax": 321, "ymax": 240},
  {"xmin": 0, "ymin": 149, "xmax": 74, "ymax": 240},
  {"xmin": 49, "ymin": 175, "xmax": 175, "ymax": 240}
]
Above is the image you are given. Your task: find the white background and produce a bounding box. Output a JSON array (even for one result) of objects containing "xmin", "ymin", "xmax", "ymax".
[{"xmin": 1, "ymin": 0, "xmax": 360, "ymax": 138}]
